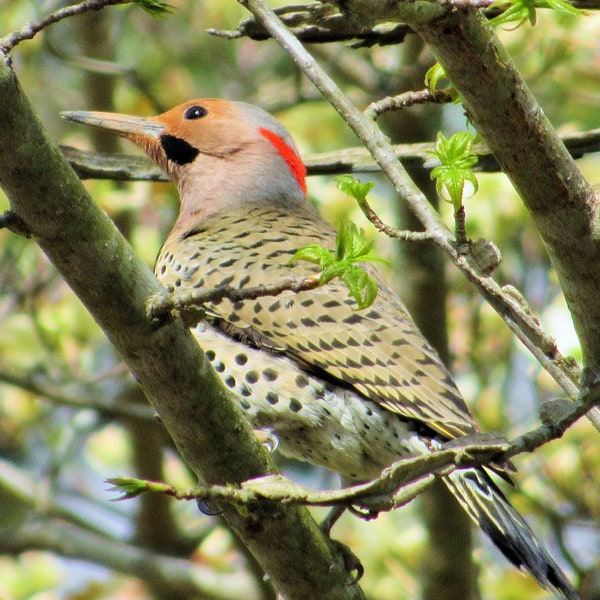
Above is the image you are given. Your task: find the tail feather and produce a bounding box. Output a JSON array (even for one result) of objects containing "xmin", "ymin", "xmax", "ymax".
[{"xmin": 444, "ymin": 468, "xmax": 579, "ymax": 600}]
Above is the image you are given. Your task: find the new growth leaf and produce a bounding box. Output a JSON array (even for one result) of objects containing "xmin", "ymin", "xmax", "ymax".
[
  {"xmin": 290, "ymin": 176, "xmax": 387, "ymax": 309},
  {"xmin": 490, "ymin": 0, "xmax": 584, "ymax": 28},
  {"xmin": 429, "ymin": 132, "xmax": 479, "ymax": 210}
]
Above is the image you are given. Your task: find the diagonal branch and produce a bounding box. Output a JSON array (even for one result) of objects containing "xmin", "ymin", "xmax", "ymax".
[
  {"xmin": 108, "ymin": 436, "xmax": 510, "ymax": 512},
  {"xmin": 110, "ymin": 386, "xmax": 599, "ymax": 513}
]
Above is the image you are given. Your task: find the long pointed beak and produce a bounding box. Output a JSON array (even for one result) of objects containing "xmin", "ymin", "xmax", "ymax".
[{"xmin": 61, "ymin": 111, "xmax": 165, "ymax": 140}]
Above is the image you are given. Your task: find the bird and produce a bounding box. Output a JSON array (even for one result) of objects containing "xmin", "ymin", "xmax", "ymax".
[{"xmin": 62, "ymin": 99, "xmax": 578, "ymax": 599}]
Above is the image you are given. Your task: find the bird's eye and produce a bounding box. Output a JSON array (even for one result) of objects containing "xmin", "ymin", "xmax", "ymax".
[{"xmin": 184, "ymin": 105, "xmax": 208, "ymax": 120}]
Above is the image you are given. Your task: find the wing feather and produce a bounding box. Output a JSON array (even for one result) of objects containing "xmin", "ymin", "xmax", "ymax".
[{"xmin": 156, "ymin": 204, "xmax": 476, "ymax": 439}]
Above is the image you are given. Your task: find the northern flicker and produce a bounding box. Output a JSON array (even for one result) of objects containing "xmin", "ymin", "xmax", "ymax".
[{"xmin": 63, "ymin": 100, "xmax": 578, "ymax": 599}]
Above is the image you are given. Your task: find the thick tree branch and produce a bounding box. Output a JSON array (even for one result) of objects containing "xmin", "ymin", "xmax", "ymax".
[{"xmin": 0, "ymin": 56, "xmax": 362, "ymax": 600}]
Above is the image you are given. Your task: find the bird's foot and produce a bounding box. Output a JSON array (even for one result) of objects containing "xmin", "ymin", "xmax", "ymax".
[
  {"xmin": 320, "ymin": 505, "xmax": 346, "ymax": 537},
  {"xmin": 330, "ymin": 538, "xmax": 364, "ymax": 584},
  {"xmin": 196, "ymin": 498, "xmax": 222, "ymax": 516}
]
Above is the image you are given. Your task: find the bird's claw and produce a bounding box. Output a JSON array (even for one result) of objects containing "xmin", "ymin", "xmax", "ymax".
[
  {"xmin": 330, "ymin": 539, "xmax": 364, "ymax": 584},
  {"xmin": 254, "ymin": 429, "xmax": 279, "ymax": 453},
  {"xmin": 196, "ymin": 498, "xmax": 222, "ymax": 516}
]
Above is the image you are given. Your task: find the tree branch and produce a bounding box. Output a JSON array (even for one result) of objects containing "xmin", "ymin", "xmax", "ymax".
[
  {"xmin": 107, "ymin": 436, "xmax": 510, "ymax": 515},
  {"xmin": 391, "ymin": 7, "xmax": 600, "ymax": 381},
  {"xmin": 0, "ymin": 56, "xmax": 362, "ymax": 600},
  {"xmin": 0, "ymin": 365, "xmax": 155, "ymax": 420},
  {"xmin": 58, "ymin": 127, "xmax": 600, "ymax": 181},
  {"xmin": 208, "ymin": 4, "xmax": 413, "ymax": 47},
  {"xmin": 218, "ymin": 1, "xmax": 599, "ymax": 47},
  {"xmin": 148, "ymin": 275, "xmax": 321, "ymax": 320},
  {"xmin": 0, "ymin": 519, "xmax": 259, "ymax": 600},
  {"xmin": 363, "ymin": 89, "xmax": 454, "ymax": 120},
  {"xmin": 109, "ymin": 388, "xmax": 599, "ymax": 513}
]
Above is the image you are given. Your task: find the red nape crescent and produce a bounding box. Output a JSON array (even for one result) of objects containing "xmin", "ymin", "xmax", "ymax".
[{"xmin": 258, "ymin": 126, "xmax": 307, "ymax": 194}]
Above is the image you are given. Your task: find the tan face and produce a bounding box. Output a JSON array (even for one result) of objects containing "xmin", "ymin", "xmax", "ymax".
[{"xmin": 62, "ymin": 98, "xmax": 307, "ymax": 200}]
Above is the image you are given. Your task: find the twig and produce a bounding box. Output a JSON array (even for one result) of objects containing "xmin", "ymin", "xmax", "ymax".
[
  {"xmin": 504, "ymin": 386, "xmax": 600, "ymax": 460},
  {"xmin": 108, "ymin": 437, "xmax": 510, "ymax": 510},
  {"xmin": 364, "ymin": 89, "xmax": 454, "ymax": 120},
  {"xmin": 0, "ymin": 0, "xmax": 127, "ymax": 54},
  {"xmin": 148, "ymin": 275, "xmax": 321, "ymax": 320},
  {"xmin": 439, "ymin": 0, "xmax": 496, "ymax": 6},
  {"xmin": 356, "ymin": 194, "xmax": 435, "ymax": 242},
  {"xmin": 453, "ymin": 205, "xmax": 467, "ymax": 249},
  {"xmin": 208, "ymin": 5, "xmax": 413, "ymax": 47},
  {"xmin": 0, "ymin": 365, "xmax": 155, "ymax": 420}
]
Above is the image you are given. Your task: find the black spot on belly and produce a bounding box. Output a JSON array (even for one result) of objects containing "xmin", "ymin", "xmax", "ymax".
[
  {"xmin": 246, "ymin": 370, "xmax": 259, "ymax": 384},
  {"xmin": 235, "ymin": 353, "xmax": 248, "ymax": 366},
  {"xmin": 289, "ymin": 398, "xmax": 302, "ymax": 412},
  {"xmin": 263, "ymin": 368, "xmax": 278, "ymax": 382}
]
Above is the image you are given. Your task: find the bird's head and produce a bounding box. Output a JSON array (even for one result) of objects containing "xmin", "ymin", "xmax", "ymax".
[{"xmin": 63, "ymin": 99, "xmax": 308, "ymax": 223}]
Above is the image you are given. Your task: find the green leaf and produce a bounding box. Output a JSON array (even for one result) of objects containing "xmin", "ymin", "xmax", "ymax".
[
  {"xmin": 290, "ymin": 245, "xmax": 332, "ymax": 269},
  {"xmin": 543, "ymin": 0, "xmax": 585, "ymax": 15},
  {"xmin": 320, "ymin": 263, "xmax": 347, "ymax": 284},
  {"xmin": 343, "ymin": 267, "xmax": 379, "ymax": 310},
  {"xmin": 335, "ymin": 175, "xmax": 375, "ymax": 208},
  {"xmin": 490, "ymin": 0, "xmax": 537, "ymax": 26},
  {"xmin": 425, "ymin": 63, "xmax": 448, "ymax": 93},
  {"xmin": 106, "ymin": 477, "xmax": 150, "ymax": 500},
  {"xmin": 428, "ymin": 132, "xmax": 479, "ymax": 209},
  {"xmin": 290, "ymin": 215, "xmax": 388, "ymax": 309},
  {"xmin": 424, "ymin": 63, "xmax": 459, "ymax": 102}
]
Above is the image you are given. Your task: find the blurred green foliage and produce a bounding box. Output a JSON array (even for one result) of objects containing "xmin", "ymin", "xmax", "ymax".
[{"xmin": 0, "ymin": 2, "xmax": 599, "ymax": 599}]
